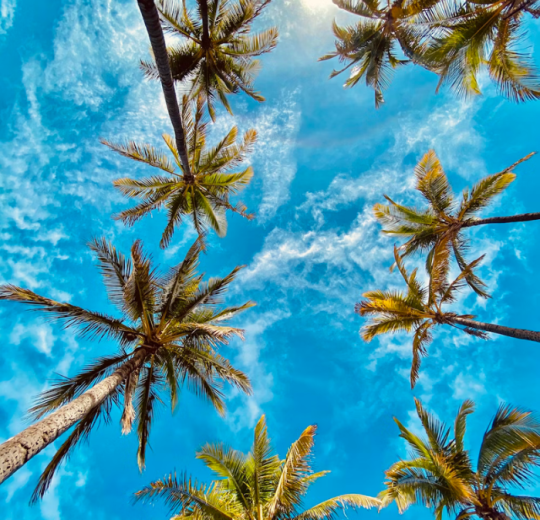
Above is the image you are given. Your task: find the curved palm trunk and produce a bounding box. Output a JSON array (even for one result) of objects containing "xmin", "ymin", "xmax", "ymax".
[
  {"xmin": 136, "ymin": 0, "xmax": 193, "ymax": 180},
  {"xmin": 0, "ymin": 349, "xmax": 147, "ymax": 485},
  {"xmin": 450, "ymin": 316, "xmax": 540, "ymax": 342},
  {"xmin": 462, "ymin": 212, "xmax": 540, "ymax": 227}
]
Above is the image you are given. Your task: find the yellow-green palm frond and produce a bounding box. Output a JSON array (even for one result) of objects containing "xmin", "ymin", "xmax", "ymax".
[
  {"xmin": 332, "ymin": 0, "xmax": 381, "ymax": 18},
  {"xmin": 459, "ymin": 152, "xmax": 535, "ymax": 219},
  {"xmin": 451, "ymin": 238, "xmax": 490, "ymax": 299},
  {"xmin": 291, "ymin": 494, "xmax": 381, "ymax": 520},
  {"xmin": 424, "ymin": 10, "xmax": 497, "ymax": 98},
  {"xmin": 488, "ymin": 17, "xmax": 540, "ymax": 102},
  {"xmin": 0, "ymin": 285, "xmax": 138, "ymax": 343},
  {"xmin": 135, "ymin": 473, "xmax": 237, "ymax": 520},
  {"xmin": 410, "ymin": 321, "xmax": 433, "ymax": 387},
  {"xmin": 414, "ymin": 398, "xmax": 452, "ymax": 452},
  {"xmin": 196, "ymin": 442, "xmax": 252, "ymax": 507},
  {"xmin": 151, "ymin": 0, "xmax": 277, "ymax": 117},
  {"xmin": 454, "ymin": 400, "xmax": 475, "ymax": 452},
  {"xmin": 101, "ymin": 138, "xmax": 176, "ymax": 173},
  {"xmin": 268, "ymin": 424, "xmax": 317, "ymax": 518},
  {"xmin": 228, "ymin": 28, "xmax": 279, "ymax": 57},
  {"xmin": 246, "ymin": 415, "xmax": 281, "ymax": 508},
  {"xmin": 414, "ymin": 150, "xmax": 454, "ymax": 215},
  {"xmin": 494, "ymin": 492, "xmax": 540, "ymax": 519},
  {"xmin": 374, "ymin": 194, "xmax": 436, "ymax": 232},
  {"xmin": 111, "ymin": 112, "xmax": 255, "ymax": 246},
  {"xmin": 383, "ymin": 401, "xmax": 478, "ymax": 515},
  {"xmin": 478, "ymin": 404, "xmax": 540, "ymax": 480}
]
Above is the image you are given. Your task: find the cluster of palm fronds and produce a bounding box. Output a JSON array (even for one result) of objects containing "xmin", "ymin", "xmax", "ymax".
[
  {"xmin": 103, "ymin": 0, "xmax": 278, "ymax": 247},
  {"xmin": 357, "ymin": 149, "xmax": 540, "ymax": 386},
  {"xmin": 137, "ymin": 403, "xmax": 540, "ymax": 520},
  {"xmin": 0, "ymin": 0, "xmax": 277, "ymax": 500},
  {"xmin": 322, "ymin": 0, "xmax": 540, "ymax": 106}
]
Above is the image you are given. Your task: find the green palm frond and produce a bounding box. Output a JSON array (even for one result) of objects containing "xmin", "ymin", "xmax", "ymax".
[
  {"xmin": 197, "ymin": 443, "xmax": 252, "ymax": 509},
  {"xmin": 149, "ymin": 0, "xmax": 277, "ymax": 118},
  {"xmin": 373, "ymin": 150, "xmax": 534, "ymax": 294},
  {"xmin": 291, "ymin": 494, "xmax": 381, "ymax": 520},
  {"xmin": 0, "ymin": 237, "xmax": 254, "ymax": 500},
  {"xmin": 136, "ymin": 358, "xmax": 164, "ymax": 470},
  {"xmin": 268, "ymin": 425, "xmax": 316, "ymax": 517},
  {"xmin": 28, "ymin": 352, "xmax": 132, "ymax": 419},
  {"xmin": 384, "ymin": 400, "xmax": 540, "ymax": 519},
  {"xmin": 111, "ymin": 96, "xmax": 256, "ymax": 246},
  {"xmin": 0, "ymin": 285, "xmax": 136, "ymax": 343},
  {"xmin": 88, "ymin": 237, "xmax": 132, "ymax": 311},
  {"xmin": 138, "ymin": 414, "xmax": 378, "ymax": 520},
  {"xmin": 454, "ymin": 400, "xmax": 475, "ymax": 452},
  {"xmin": 101, "ymin": 139, "xmax": 176, "ymax": 173},
  {"xmin": 136, "ymin": 473, "xmax": 236, "ymax": 520}
]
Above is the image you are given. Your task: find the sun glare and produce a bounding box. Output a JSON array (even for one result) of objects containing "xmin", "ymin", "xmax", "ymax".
[{"xmin": 300, "ymin": 0, "xmax": 334, "ymax": 13}]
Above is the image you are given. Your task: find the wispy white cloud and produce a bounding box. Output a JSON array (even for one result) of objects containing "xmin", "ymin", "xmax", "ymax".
[
  {"xmin": 254, "ymin": 90, "xmax": 301, "ymax": 222},
  {"xmin": 0, "ymin": 0, "xmax": 15, "ymax": 34}
]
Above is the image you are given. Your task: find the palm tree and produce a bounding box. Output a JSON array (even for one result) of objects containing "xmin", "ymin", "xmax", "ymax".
[
  {"xmin": 381, "ymin": 398, "xmax": 540, "ymax": 519},
  {"xmin": 141, "ymin": 0, "xmax": 278, "ymax": 120},
  {"xmin": 136, "ymin": 0, "xmax": 193, "ymax": 177},
  {"xmin": 102, "ymin": 95, "xmax": 256, "ymax": 247},
  {"xmin": 356, "ymin": 246, "xmax": 540, "ymax": 387},
  {"xmin": 373, "ymin": 149, "xmax": 538, "ymax": 296},
  {"xmin": 320, "ymin": 0, "xmax": 440, "ymax": 107},
  {"xmin": 422, "ymin": 0, "xmax": 540, "ymax": 101},
  {"xmin": 136, "ymin": 414, "xmax": 380, "ymax": 518},
  {"xmin": 0, "ymin": 238, "xmax": 254, "ymax": 499}
]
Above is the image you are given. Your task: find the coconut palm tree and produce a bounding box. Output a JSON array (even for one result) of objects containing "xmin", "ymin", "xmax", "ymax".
[
  {"xmin": 0, "ymin": 238, "xmax": 254, "ymax": 499},
  {"xmin": 356, "ymin": 245, "xmax": 540, "ymax": 387},
  {"xmin": 102, "ymin": 95, "xmax": 256, "ymax": 247},
  {"xmin": 381, "ymin": 398, "xmax": 540, "ymax": 519},
  {"xmin": 373, "ymin": 149, "xmax": 538, "ymax": 296},
  {"xmin": 422, "ymin": 0, "xmax": 540, "ymax": 101},
  {"xmin": 136, "ymin": 414, "xmax": 380, "ymax": 518},
  {"xmin": 136, "ymin": 0, "xmax": 192, "ymax": 177},
  {"xmin": 141, "ymin": 0, "xmax": 278, "ymax": 120},
  {"xmin": 320, "ymin": 0, "xmax": 441, "ymax": 107}
]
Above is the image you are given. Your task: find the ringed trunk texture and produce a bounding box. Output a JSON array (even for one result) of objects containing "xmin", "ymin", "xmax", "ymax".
[
  {"xmin": 451, "ymin": 317, "xmax": 540, "ymax": 343},
  {"xmin": 462, "ymin": 212, "xmax": 540, "ymax": 227},
  {"xmin": 136, "ymin": 0, "xmax": 193, "ymax": 180},
  {"xmin": 0, "ymin": 349, "xmax": 146, "ymax": 485}
]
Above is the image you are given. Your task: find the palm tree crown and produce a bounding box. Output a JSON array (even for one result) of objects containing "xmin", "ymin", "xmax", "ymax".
[
  {"xmin": 0, "ymin": 238, "xmax": 253, "ymax": 499},
  {"xmin": 356, "ymin": 245, "xmax": 488, "ymax": 386},
  {"xmin": 381, "ymin": 398, "xmax": 540, "ymax": 520},
  {"xmin": 373, "ymin": 149, "xmax": 535, "ymax": 296},
  {"xmin": 320, "ymin": 0, "xmax": 439, "ymax": 107},
  {"xmin": 136, "ymin": 414, "xmax": 380, "ymax": 519},
  {"xmin": 142, "ymin": 0, "xmax": 278, "ymax": 119},
  {"xmin": 422, "ymin": 0, "xmax": 540, "ymax": 101},
  {"xmin": 103, "ymin": 95, "xmax": 256, "ymax": 247}
]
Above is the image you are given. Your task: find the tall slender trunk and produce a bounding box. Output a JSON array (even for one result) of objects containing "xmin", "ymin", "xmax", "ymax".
[
  {"xmin": 136, "ymin": 0, "xmax": 193, "ymax": 181},
  {"xmin": 0, "ymin": 349, "xmax": 147, "ymax": 485},
  {"xmin": 462, "ymin": 212, "xmax": 540, "ymax": 227},
  {"xmin": 198, "ymin": 0, "xmax": 210, "ymax": 49},
  {"xmin": 450, "ymin": 316, "xmax": 540, "ymax": 342}
]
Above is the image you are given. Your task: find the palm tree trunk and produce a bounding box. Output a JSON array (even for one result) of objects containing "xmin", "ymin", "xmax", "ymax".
[
  {"xmin": 462, "ymin": 212, "xmax": 540, "ymax": 227},
  {"xmin": 136, "ymin": 0, "xmax": 193, "ymax": 181},
  {"xmin": 450, "ymin": 317, "xmax": 540, "ymax": 342},
  {"xmin": 198, "ymin": 0, "xmax": 210, "ymax": 49},
  {"xmin": 0, "ymin": 349, "xmax": 147, "ymax": 485}
]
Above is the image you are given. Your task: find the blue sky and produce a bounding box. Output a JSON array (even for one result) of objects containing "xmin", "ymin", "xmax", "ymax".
[{"xmin": 2, "ymin": 0, "xmax": 540, "ymax": 518}]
